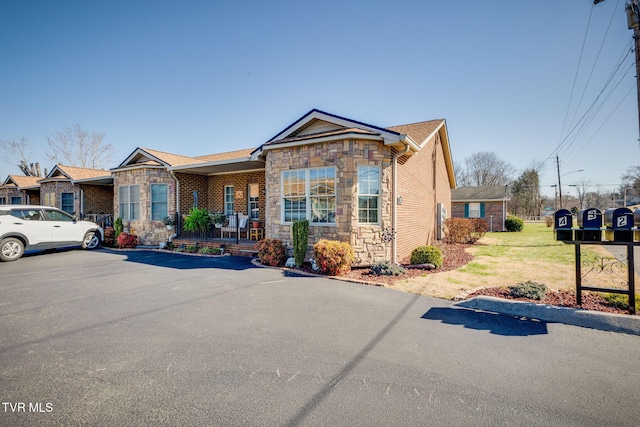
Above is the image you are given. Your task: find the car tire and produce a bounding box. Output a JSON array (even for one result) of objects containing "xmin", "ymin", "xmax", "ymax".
[
  {"xmin": 82, "ymin": 231, "xmax": 101, "ymax": 250},
  {"xmin": 0, "ymin": 237, "xmax": 25, "ymax": 262}
]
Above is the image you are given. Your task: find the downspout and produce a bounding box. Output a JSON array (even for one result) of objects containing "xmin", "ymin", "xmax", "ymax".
[
  {"xmin": 392, "ymin": 143, "xmax": 411, "ymax": 264},
  {"xmin": 169, "ymin": 170, "xmax": 180, "ymax": 242}
]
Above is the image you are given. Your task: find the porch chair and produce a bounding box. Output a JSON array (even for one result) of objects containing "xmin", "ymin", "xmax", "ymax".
[{"xmin": 221, "ymin": 213, "xmax": 250, "ymax": 239}]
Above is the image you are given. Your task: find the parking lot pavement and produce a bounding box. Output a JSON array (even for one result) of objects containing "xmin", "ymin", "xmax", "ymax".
[{"xmin": 2, "ymin": 249, "xmax": 640, "ymax": 426}]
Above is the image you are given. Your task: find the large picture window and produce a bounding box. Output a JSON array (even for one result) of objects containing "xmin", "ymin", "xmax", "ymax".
[
  {"xmin": 358, "ymin": 166, "xmax": 380, "ymax": 224},
  {"xmin": 282, "ymin": 167, "xmax": 335, "ymax": 224},
  {"xmin": 151, "ymin": 184, "xmax": 168, "ymax": 221},
  {"xmin": 119, "ymin": 185, "xmax": 140, "ymax": 220}
]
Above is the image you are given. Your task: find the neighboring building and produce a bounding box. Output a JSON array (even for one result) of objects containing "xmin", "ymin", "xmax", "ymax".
[
  {"xmin": 0, "ymin": 175, "xmax": 41, "ymax": 205},
  {"xmin": 111, "ymin": 109, "xmax": 456, "ymax": 265},
  {"xmin": 38, "ymin": 165, "xmax": 114, "ymax": 218},
  {"xmin": 451, "ymin": 186, "xmax": 509, "ymax": 232}
]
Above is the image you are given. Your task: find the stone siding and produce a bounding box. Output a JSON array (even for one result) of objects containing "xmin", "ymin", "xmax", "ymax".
[
  {"xmin": 113, "ymin": 167, "xmax": 177, "ymax": 245},
  {"xmin": 39, "ymin": 181, "xmax": 81, "ymax": 214},
  {"xmin": 265, "ymin": 139, "xmax": 393, "ymax": 266}
]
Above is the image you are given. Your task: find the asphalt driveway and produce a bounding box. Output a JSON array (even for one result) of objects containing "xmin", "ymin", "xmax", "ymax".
[{"xmin": 1, "ymin": 249, "xmax": 639, "ymax": 426}]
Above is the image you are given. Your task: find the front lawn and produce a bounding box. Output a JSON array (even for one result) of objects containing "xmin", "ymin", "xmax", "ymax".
[{"xmin": 388, "ymin": 222, "xmax": 627, "ymax": 300}]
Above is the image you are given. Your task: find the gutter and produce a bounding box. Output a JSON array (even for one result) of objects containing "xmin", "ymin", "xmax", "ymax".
[
  {"xmin": 169, "ymin": 170, "xmax": 180, "ymax": 216},
  {"xmin": 391, "ymin": 142, "xmax": 411, "ymax": 264}
]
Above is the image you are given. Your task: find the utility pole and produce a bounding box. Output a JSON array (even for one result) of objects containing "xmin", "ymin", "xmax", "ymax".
[
  {"xmin": 556, "ymin": 155, "xmax": 563, "ymax": 209},
  {"xmin": 595, "ymin": 0, "xmax": 640, "ymax": 143}
]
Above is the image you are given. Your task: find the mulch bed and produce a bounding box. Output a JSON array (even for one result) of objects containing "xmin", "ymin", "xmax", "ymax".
[
  {"xmin": 340, "ymin": 243, "xmax": 474, "ymax": 287},
  {"xmin": 467, "ymin": 287, "xmax": 637, "ymax": 315}
]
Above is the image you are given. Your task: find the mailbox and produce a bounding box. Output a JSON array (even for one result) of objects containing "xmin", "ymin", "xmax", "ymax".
[
  {"xmin": 553, "ymin": 209, "xmax": 573, "ymax": 241},
  {"xmin": 575, "ymin": 208, "xmax": 602, "ymax": 241},
  {"xmin": 603, "ymin": 207, "xmax": 632, "ymax": 242},
  {"xmin": 635, "ymin": 209, "xmax": 640, "ymax": 242}
]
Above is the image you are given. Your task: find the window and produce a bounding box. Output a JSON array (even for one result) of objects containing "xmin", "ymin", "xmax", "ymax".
[
  {"xmin": 43, "ymin": 192, "xmax": 55, "ymax": 207},
  {"xmin": 282, "ymin": 167, "xmax": 336, "ymax": 224},
  {"xmin": 11, "ymin": 196, "xmax": 22, "ymax": 205},
  {"xmin": 61, "ymin": 192, "xmax": 74, "ymax": 214},
  {"xmin": 248, "ymin": 183, "xmax": 259, "ymax": 220},
  {"xmin": 0, "ymin": 197, "xmax": 5, "ymax": 204},
  {"xmin": 224, "ymin": 186, "xmax": 234, "ymax": 216},
  {"xmin": 151, "ymin": 184, "xmax": 168, "ymax": 221},
  {"xmin": 466, "ymin": 202, "xmax": 483, "ymax": 218},
  {"xmin": 44, "ymin": 208, "xmax": 74, "ymax": 222},
  {"xmin": 119, "ymin": 185, "xmax": 140, "ymax": 220},
  {"xmin": 358, "ymin": 166, "xmax": 380, "ymax": 224}
]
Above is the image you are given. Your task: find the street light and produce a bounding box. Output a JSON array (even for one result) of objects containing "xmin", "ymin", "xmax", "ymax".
[{"xmin": 558, "ymin": 168, "xmax": 585, "ymax": 209}]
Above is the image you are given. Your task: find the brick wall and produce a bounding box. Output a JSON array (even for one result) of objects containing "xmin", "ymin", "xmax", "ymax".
[
  {"xmin": 207, "ymin": 171, "xmax": 265, "ymax": 220},
  {"xmin": 79, "ymin": 184, "xmax": 113, "ymax": 214},
  {"xmin": 395, "ymin": 132, "xmax": 452, "ymax": 263},
  {"xmin": 113, "ymin": 167, "xmax": 176, "ymax": 245},
  {"xmin": 0, "ymin": 187, "xmax": 37, "ymax": 204},
  {"xmin": 265, "ymin": 139, "xmax": 393, "ymax": 266},
  {"xmin": 451, "ymin": 201, "xmax": 506, "ymax": 231},
  {"xmin": 175, "ymin": 173, "xmax": 209, "ymax": 214}
]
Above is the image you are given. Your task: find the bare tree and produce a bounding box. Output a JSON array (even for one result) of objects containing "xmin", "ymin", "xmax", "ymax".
[
  {"xmin": 569, "ymin": 178, "xmax": 591, "ymax": 210},
  {"xmin": 0, "ymin": 137, "xmax": 45, "ymax": 177},
  {"xmin": 457, "ymin": 152, "xmax": 515, "ymax": 187},
  {"xmin": 46, "ymin": 124, "xmax": 114, "ymax": 169}
]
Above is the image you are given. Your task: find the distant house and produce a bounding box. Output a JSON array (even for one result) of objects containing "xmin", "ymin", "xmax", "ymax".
[
  {"xmin": 451, "ymin": 186, "xmax": 509, "ymax": 231},
  {"xmin": 110, "ymin": 109, "xmax": 456, "ymax": 264},
  {"xmin": 38, "ymin": 165, "xmax": 114, "ymax": 218},
  {"xmin": 0, "ymin": 175, "xmax": 41, "ymax": 205}
]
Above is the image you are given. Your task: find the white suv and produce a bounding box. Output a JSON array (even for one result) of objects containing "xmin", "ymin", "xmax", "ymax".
[{"xmin": 0, "ymin": 205, "xmax": 104, "ymax": 262}]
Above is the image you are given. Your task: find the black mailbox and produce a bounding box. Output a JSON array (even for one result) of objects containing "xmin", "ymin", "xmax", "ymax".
[
  {"xmin": 604, "ymin": 207, "xmax": 633, "ymax": 242},
  {"xmin": 635, "ymin": 209, "xmax": 640, "ymax": 242},
  {"xmin": 575, "ymin": 208, "xmax": 602, "ymax": 241},
  {"xmin": 553, "ymin": 209, "xmax": 573, "ymax": 241}
]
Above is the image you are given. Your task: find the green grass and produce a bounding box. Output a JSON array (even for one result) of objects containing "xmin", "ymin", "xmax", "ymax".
[
  {"xmin": 476, "ymin": 222, "xmax": 601, "ymax": 265},
  {"xmin": 458, "ymin": 262, "xmax": 492, "ymax": 276}
]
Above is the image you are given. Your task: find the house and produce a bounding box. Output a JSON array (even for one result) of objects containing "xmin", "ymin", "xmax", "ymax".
[
  {"xmin": 0, "ymin": 175, "xmax": 41, "ymax": 205},
  {"xmin": 451, "ymin": 186, "xmax": 509, "ymax": 231},
  {"xmin": 111, "ymin": 109, "xmax": 456, "ymax": 265},
  {"xmin": 38, "ymin": 165, "xmax": 114, "ymax": 220}
]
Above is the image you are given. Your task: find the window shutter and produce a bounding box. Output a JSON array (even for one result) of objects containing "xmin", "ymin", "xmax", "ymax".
[
  {"xmin": 464, "ymin": 203, "xmax": 469, "ymax": 218},
  {"xmin": 480, "ymin": 203, "xmax": 485, "ymax": 217}
]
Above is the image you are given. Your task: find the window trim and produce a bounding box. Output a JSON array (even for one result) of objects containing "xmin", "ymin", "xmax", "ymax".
[
  {"xmin": 224, "ymin": 185, "xmax": 235, "ymax": 216},
  {"xmin": 119, "ymin": 185, "xmax": 140, "ymax": 221},
  {"xmin": 357, "ymin": 165, "xmax": 381, "ymax": 225},
  {"xmin": 60, "ymin": 192, "xmax": 75, "ymax": 214},
  {"xmin": 248, "ymin": 183, "xmax": 259, "ymax": 220},
  {"xmin": 281, "ymin": 166, "xmax": 336, "ymax": 226}
]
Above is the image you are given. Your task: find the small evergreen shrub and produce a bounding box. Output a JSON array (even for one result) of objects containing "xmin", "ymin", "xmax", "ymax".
[
  {"xmin": 114, "ymin": 217, "xmax": 123, "ymax": 239},
  {"xmin": 199, "ymin": 247, "xmax": 221, "ymax": 255},
  {"xmin": 254, "ymin": 239, "xmax": 286, "ymax": 267},
  {"xmin": 313, "ymin": 239, "xmax": 355, "ymax": 276},
  {"xmin": 370, "ymin": 261, "xmax": 406, "ymax": 276},
  {"xmin": 116, "ymin": 232, "xmax": 139, "ymax": 249},
  {"xmin": 509, "ymin": 281, "xmax": 547, "ymax": 300},
  {"xmin": 292, "ymin": 219, "xmax": 309, "ymax": 268},
  {"xmin": 410, "ymin": 246, "xmax": 443, "ymax": 268},
  {"xmin": 602, "ymin": 293, "xmax": 640, "ymax": 312},
  {"xmin": 505, "ymin": 215, "xmax": 524, "ymax": 232}
]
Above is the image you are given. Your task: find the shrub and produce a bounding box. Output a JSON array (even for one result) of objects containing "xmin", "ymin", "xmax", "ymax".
[
  {"xmin": 505, "ymin": 215, "xmax": 524, "ymax": 232},
  {"xmin": 114, "ymin": 217, "xmax": 123, "ymax": 239},
  {"xmin": 116, "ymin": 232, "xmax": 139, "ymax": 249},
  {"xmin": 509, "ymin": 281, "xmax": 547, "ymax": 300},
  {"xmin": 370, "ymin": 261, "xmax": 406, "ymax": 276},
  {"xmin": 254, "ymin": 239, "xmax": 286, "ymax": 267},
  {"xmin": 602, "ymin": 293, "xmax": 640, "ymax": 312},
  {"xmin": 410, "ymin": 246, "xmax": 443, "ymax": 268},
  {"xmin": 444, "ymin": 218, "xmax": 487, "ymax": 244},
  {"xmin": 103, "ymin": 227, "xmax": 116, "ymax": 248},
  {"xmin": 545, "ymin": 216, "xmax": 554, "ymax": 227},
  {"xmin": 199, "ymin": 247, "xmax": 221, "ymax": 255},
  {"xmin": 313, "ymin": 239, "xmax": 355, "ymax": 276},
  {"xmin": 186, "ymin": 244, "xmax": 198, "ymax": 253},
  {"xmin": 183, "ymin": 207, "xmax": 211, "ymax": 239},
  {"xmin": 292, "ymin": 219, "xmax": 309, "ymax": 268}
]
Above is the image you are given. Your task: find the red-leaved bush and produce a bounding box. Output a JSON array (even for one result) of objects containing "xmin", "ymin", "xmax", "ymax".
[
  {"xmin": 103, "ymin": 227, "xmax": 116, "ymax": 248},
  {"xmin": 116, "ymin": 232, "xmax": 139, "ymax": 249},
  {"xmin": 254, "ymin": 239, "xmax": 286, "ymax": 266},
  {"xmin": 313, "ymin": 239, "xmax": 354, "ymax": 276}
]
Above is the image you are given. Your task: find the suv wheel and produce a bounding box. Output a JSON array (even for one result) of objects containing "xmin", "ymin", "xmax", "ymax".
[
  {"xmin": 0, "ymin": 237, "xmax": 25, "ymax": 262},
  {"xmin": 82, "ymin": 231, "xmax": 101, "ymax": 250}
]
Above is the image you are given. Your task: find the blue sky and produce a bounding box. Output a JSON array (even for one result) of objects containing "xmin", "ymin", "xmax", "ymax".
[{"xmin": 1, "ymin": 0, "xmax": 636, "ymax": 198}]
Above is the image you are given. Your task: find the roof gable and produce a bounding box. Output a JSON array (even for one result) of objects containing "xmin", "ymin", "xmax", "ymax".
[
  {"xmin": 3, "ymin": 175, "xmax": 41, "ymax": 189},
  {"xmin": 115, "ymin": 147, "xmax": 204, "ymax": 169}
]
